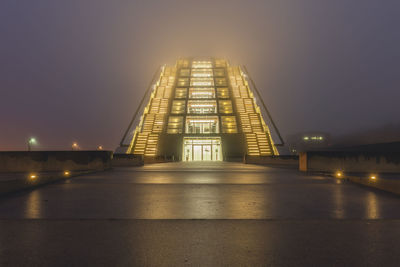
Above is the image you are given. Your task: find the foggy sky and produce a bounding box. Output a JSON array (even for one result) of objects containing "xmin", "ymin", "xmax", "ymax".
[{"xmin": 1, "ymin": 0, "xmax": 399, "ymax": 150}]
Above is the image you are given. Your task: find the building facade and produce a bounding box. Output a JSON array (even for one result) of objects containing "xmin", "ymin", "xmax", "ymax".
[{"xmin": 125, "ymin": 58, "xmax": 279, "ymax": 161}]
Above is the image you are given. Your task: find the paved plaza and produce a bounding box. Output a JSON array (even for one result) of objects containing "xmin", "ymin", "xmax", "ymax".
[{"xmin": 1, "ymin": 162, "xmax": 400, "ymax": 266}]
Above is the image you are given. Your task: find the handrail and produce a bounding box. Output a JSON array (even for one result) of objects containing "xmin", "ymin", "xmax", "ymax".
[
  {"xmin": 119, "ymin": 66, "xmax": 162, "ymax": 147},
  {"xmin": 242, "ymin": 65, "xmax": 285, "ymax": 146}
]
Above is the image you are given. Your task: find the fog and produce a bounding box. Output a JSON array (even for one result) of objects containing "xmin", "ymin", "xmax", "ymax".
[{"xmin": 1, "ymin": 0, "xmax": 399, "ymax": 150}]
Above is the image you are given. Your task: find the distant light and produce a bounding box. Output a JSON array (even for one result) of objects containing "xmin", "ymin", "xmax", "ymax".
[
  {"xmin": 64, "ymin": 171, "xmax": 70, "ymax": 176},
  {"xmin": 27, "ymin": 137, "xmax": 38, "ymax": 151},
  {"xmin": 29, "ymin": 173, "xmax": 37, "ymax": 180},
  {"xmin": 72, "ymin": 142, "xmax": 79, "ymax": 150},
  {"xmin": 303, "ymin": 137, "xmax": 309, "ymax": 141},
  {"xmin": 370, "ymin": 175, "xmax": 377, "ymax": 181},
  {"xmin": 336, "ymin": 171, "xmax": 343, "ymax": 178},
  {"xmin": 97, "ymin": 145, "xmax": 103, "ymax": 150}
]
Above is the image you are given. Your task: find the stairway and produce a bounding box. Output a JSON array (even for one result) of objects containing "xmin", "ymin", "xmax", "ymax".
[{"xmin": 228, "ymin": 66, "xmax": 274, "ymax": 156}]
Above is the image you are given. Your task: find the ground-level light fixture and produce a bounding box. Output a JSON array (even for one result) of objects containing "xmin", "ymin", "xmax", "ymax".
[
  {"xmin": 335, "ymin": 171, "xmax": 343, "ymax": 178},
  {"xmin": 29, "ymin": 173, "xmax": 38, "ymax": 180}
]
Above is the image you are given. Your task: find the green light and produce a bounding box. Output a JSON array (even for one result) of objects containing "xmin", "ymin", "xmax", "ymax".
[{"xmin": 27, "ymin": 137, "xmax": 37, "ymax": 151}]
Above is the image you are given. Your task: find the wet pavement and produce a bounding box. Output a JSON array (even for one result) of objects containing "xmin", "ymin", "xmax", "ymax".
[{"xmin": 1, "ymin": 162, "xmax": 400, "ymax": 266}]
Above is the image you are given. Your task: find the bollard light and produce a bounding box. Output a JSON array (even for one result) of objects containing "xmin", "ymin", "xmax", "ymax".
[{"xmin": 29, "ymin": 173, "xmax": 38, "ymax": 180}]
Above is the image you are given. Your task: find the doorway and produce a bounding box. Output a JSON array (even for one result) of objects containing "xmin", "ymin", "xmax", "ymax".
[{"xmin": 183, "ymin": 137, "xmax": 222, "ymax": 161}]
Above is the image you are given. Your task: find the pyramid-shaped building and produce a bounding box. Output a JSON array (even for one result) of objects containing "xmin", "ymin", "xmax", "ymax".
[{"xmin": 120, "ymin": 58, "xmax": 280, "ymax": 161}]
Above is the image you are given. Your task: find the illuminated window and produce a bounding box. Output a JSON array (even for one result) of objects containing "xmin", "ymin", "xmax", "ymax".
[
  {"xmin": 190, "ymin": 78, "xmax": 214, "ymax": 86},
  {"xmin": 191, "ymin": 69, "xmax": 213, "ymax": 77},
  {"xmin": 217, "ymin": 88, "xmax": 229, "ymax": 98},
  {"xmin": 303, "ymin": 136, "xmax": 325, "ymax": 141},
  {"xmin": 215, "ymin": 77, "xmax": 227, "ymax": 86},
  {"xmin": 180, "ymin": 69, "xmax": 190, "ymax": 77},
  {"xmin": 186, "ymin": 116, "xmax": 219, "ymax": 134},
  {"xmin": 214, "ymin": 59, "xmax": 226, "ymax": 68},
  {"xmin": 221, "ymin": 116, "xmax": 237, "ymax": 133},
  {"xmin": 167, "ymin": 116, "xmax": 183, "ymax": 134},
  {"xmin": 175, "ymin": 88, "xmax": 187, "ymax": 99},
  {"xmin": 189, "ymin": 88, "xmax": 215, "ymax": 99},
  {"xmin": 187, "ymin": 100, "xmax": 217, "ymax": 114},
  {"xmin": 163, "ymin": 66, "xmax": 177, "ymax": 77},
  {"xmin": 219, "ymin": 100, "xmax": 233, "ymax": 114},
  {"xmin": 156, "ymin": 86, "xmax": 172, "ymax": 98},
  {"xmin": 177, "ymin": 78, "xmax": 189, "ymax": 87},
  {"xmin": 177, "ymin": 59, "xmax": 190, "ymax": 68},
  {"xmin": 214, "ymin": 68, "xmax": 225, "ymax": 77},
  {"xmin": 171, "ymin": 100, "xmax": 185, "ymax": 114},
  {"xmin": 160, "ymin": 74, "xmax": 175, "ymax": 87},
  {"xmin": 192, "ymin": 61, "xmax": 212, "ymax": 68}
]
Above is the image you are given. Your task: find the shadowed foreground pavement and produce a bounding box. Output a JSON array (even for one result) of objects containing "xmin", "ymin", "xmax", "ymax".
[{"xmin": 1, "ymin": 162, "xmax": 400, "ymax": 266}]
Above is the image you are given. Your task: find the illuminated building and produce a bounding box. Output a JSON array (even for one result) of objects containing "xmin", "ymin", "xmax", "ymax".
[{"xmin": 119, "ymin": 58, "xmax": 282, "ymax": 161}]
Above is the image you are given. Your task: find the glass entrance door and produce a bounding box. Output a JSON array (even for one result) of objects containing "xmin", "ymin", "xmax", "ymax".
[
  {"xmin": 202, "ymin": 145, "xmax": 212, "ymax": 160},
  {"xmin": 183, "ymin": 137, "xmax": 222, "ymax": 161},
  {"xmin": 193, "ymin": 145, "xmax": 202, "ymax": 161}
]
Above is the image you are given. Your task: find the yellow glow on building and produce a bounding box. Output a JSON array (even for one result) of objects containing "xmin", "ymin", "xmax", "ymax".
[{"xmin": 127, "ymin": 58, "xmax": 279, "ymax": 160}]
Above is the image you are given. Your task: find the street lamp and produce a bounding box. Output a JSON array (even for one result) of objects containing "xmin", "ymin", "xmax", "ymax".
[
  {"xmin": 72, "ymin": 142, "xmax": 79, "ymax": 151},
  {"xmin": 335, "ymin": 171, "xmax": 343, "ymax": 178},
  {"xmin": 97, "ymin": 145, "xmax": 103, "ymax": 150},
  {"xmin": 27, "ymin": 137, "xmax": 37, "ymax": 151}
]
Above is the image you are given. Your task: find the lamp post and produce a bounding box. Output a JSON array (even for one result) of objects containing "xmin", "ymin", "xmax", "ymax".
[
  {"xmin": 27, "ymin": 137, "xmax": 37, "ymax": 151},
  {"xmin": 72, "ymin": 142, "xmax": 79, "ymax": 151}
]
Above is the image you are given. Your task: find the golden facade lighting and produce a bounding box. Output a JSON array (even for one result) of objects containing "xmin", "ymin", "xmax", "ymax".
[{"xmin": 125, "ymin": 58, "xmax": 280, "ymax": 160}]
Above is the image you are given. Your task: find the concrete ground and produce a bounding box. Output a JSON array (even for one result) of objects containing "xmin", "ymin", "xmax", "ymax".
[{"xmin": 1, "ymin": 162, "xmax": 400, "ymax": 266}]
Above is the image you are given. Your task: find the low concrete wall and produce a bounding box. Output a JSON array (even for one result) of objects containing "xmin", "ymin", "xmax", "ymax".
[
  {"xmin": 299, "ymin": 151, "xmax": 400, "ymax": 173},
  {"xmin": 0, "ymin": 170, "xmax": 94, "ymax": 195},
  {"xmin": 300, "ymin": 151, "xmax": 400, "ymax": 195},
  {"xmin": 0, "ymin": 151, "xmax": 112, "ymax": 173},
  {"xmin": 112, "ymin": 154, "xmax": 144, "ymax": 167},
  {"xmin": 346, "ymin": 175, "xmax": 400, "ymax": 195},
  {"xmin": 245, "ymin": 155, "xmax": 298, "ymax": 168}
]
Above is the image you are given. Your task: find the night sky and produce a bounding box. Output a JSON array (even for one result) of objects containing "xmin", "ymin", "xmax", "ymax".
[{"xmin": 1, "ymin": 0, "xmax": 399, "ymax": 150}]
